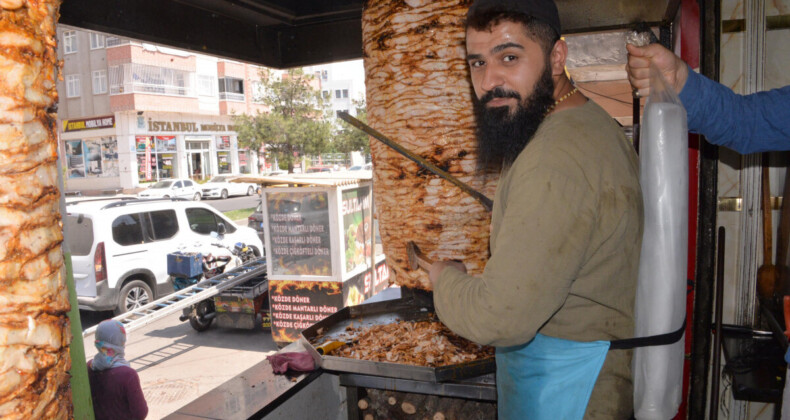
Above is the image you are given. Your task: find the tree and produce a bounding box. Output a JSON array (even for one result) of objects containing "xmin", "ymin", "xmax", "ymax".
[
  {"xmin": 234, "ymin": 68, "xmax": 333, "ymax": 173},
  {"xmin": 333, "ymin": 97, "xmax": 371, "ymax": 155}
]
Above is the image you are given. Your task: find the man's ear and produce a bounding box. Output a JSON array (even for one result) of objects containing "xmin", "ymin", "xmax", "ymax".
[{"xmin": 549, "ymin": 39, "xmax": 567, "ymax": 76}]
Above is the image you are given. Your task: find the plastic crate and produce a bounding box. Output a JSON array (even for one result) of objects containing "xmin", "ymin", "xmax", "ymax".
[{"xmin": 167, "ymin": 252, "xmax": 203, "ymax": 278}]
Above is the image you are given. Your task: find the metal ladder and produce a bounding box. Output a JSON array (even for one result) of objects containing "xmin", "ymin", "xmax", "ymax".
[{"xmin": 82, "ymin": 258, "xmax": 268, "ymax": 339}]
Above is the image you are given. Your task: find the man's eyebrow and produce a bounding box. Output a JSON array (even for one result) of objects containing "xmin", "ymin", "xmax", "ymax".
[
  {"xmin": 466, "ymin": 53, "xmax": 483, "ymax": 61},
  {"xmin": 491, "ymin": 42, "xmax": 524, "ymax": 54}
]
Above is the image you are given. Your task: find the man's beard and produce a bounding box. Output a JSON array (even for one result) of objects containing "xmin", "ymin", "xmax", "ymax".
[{"xmin": 474, "ymin": 65, "xmax": 555, "ymax": 171}]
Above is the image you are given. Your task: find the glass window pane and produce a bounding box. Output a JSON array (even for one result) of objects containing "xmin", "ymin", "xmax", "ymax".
[
  {"xmin": 158, "ymin": 153, "xmax": 176, "ymax": 180},
  {"xmin": 149, "ymin": 210, "xmax": 179, "ymax": 240},
  {"xmin": 112, "ymin": 213, "xmax": 144, "ymax": 245},
  {"xmin": 217, "ymin": 151, "xmax": 230, "ymax": 174},
  {"xmin": 186, "ymin": 208, "xmax": 218, "ymax": 235},
  {"xmin": 64, "ymin": 214, "xmax": 94, "ymax": 256}
]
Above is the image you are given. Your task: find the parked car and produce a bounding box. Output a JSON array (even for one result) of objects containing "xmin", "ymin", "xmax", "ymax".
[
  {"xmin": 305, "ymin": 166, "xmax": 333, "ymax": 173},
  {"xmin": 137, "ymin": 178, "xmax": 202, "ymax": 201},
  {"xmin": 248, "ymin": 202, "xmax": 265, "ymax": 241},
  {"xmin": 349, "ymin": 163, "xmax": 372, "ymax": 171},
  {"xmin": 65, "ymin": 197, "xmax": 264, "ymax": 314},
  {"xmin": 200, "ymin": 175, "xmax": 259, "ymax": 199}
]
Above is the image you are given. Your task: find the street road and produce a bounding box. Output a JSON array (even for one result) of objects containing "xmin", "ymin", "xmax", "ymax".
[
  {"xmin": 81, "ymin": 310, "xmax": 277, "ymax": 419},
  {"xmin": 203, "ymin": 194, "xmax": 260, "ymax": 212}
]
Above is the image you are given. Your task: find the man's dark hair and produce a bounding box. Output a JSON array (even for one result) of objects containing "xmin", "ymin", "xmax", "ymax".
[{"xmin": 466, "ymin": 10, "xmax": 560, "ymax": 56}]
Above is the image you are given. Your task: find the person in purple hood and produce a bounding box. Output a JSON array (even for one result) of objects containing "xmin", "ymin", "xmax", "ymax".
[{"xmin": 87, "ymin": 320, "xmax": 148, "ymax": 420}]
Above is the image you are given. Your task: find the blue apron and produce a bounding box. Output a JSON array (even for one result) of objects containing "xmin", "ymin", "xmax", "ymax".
[
  {"xmin": 497, "ymin": 334, "xmax": 610, "ymax": 420},
  {"xmin": 496, "ymin": 321, "xmax": 686, "ymax": 420}
]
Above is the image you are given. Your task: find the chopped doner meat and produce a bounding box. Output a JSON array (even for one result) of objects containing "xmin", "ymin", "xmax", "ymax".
[{"xmin": 331, "ymin": 319, "xmax": 494, "ymax": 367}]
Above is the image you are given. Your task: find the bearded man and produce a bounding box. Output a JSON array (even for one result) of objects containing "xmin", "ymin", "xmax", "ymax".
[{"xmin": 428, "ymin": 0, "xmax": 644, "ymax": 418}]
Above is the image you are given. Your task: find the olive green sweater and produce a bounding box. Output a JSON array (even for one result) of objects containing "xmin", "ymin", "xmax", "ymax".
[{"xmin": 434, "ymin": 100, "xmax": 643, "ymax": 419}]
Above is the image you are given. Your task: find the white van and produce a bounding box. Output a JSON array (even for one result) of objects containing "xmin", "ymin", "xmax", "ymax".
[{"xmin": 65, "ymin": 198, "xmax": 263, "ymax": 314}]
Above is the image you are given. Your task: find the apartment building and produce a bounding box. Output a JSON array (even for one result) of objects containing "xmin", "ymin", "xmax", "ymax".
[
  {"xmin": 56, "ymin": 26, "xmax": 270, "ymax": 193},
  {"xmin": 307, "ymin": 60, "xmax": 366, "ymax": 120}
]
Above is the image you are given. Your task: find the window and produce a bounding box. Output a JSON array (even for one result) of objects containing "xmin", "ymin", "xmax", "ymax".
[
  {"xmin": 342, "ymin": 89, "xmax": 349, "ymax": 98},
  {"xmin": 105, "ymin": 36, "xmax": 121, "ymax": 47},
  {"xmin": 89, "ymin": 32, "xmax": 105, "ymax": 49},
  {"xmin": 112, "ymin": 213, "xmax": 144, "ymax": 245},
  {"xmin": 149, "ymin": 210, "xmax": 179, "ymax": 240},
  {"xmin": 218, "ymin": 77, "xmax": 244, "ymax": 101},
  {"xmin": 64, "ymin": 214, "xmax": 94, "ymax": 256},
  {"xmin": 65, "ymin": 74, "xmax": 81, "ymax": 98},
  {"xmin": 112, "ymin": 211, "xmax": 179, "ymax": 245},
  {"xmin": 217, "ymin": 151, "xmax": 231, "ymax": 174},
  {"xmin": 321, "ymin": 70, "xmax": 328, "ymax": 81},
  {"xmin": 322, "ymin": 90, "xmax": 330, "ymax": 99},
  {"xmin": 63, "ymin": 30, "xmax": 77, "ymax": 54},
  {"xmin": 335, "ymin": 90, "xmax": 341, "ymax": 99},
  {"xmin": 186, "ymin": 208, "xmax": 236, "ymax": 235},
  {"xmin": 173, "ymin": 181, "xmax": 182, "ymax": 188},
  {"xmin": 184, "ymin": 180, "xmax": 193, "ymax": 187},
  {"xmin": 92, "ymin": 70, "xmax": 107, "ymax": 94},
  {"xmin": 197, "ymin": 75, "xmax": 215, "ymax": 97}
]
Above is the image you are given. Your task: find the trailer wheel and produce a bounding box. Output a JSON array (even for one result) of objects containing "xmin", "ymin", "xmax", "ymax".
[{"xmin": 189, "ymin": 300, "xmax": 214, "ymax": 332}]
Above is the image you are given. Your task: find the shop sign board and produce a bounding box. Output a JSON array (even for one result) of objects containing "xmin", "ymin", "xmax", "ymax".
[
  {"xmin": 62, "ymin": 115, "xmax": 115, "ymax": 133},
  {"xmin": 146, "ymin": 120, "xmax": 238, "ymax": 133}
]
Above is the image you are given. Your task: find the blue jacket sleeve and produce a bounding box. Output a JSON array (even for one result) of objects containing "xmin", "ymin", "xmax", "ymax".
[{"xmin": 679, "ymin": 66, "xmax": 790, "ymax": 154}]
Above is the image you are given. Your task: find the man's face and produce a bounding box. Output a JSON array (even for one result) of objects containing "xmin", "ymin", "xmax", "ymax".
[
  {"xmin": 466, "ymin": 20, "xmax": 549, "ymax": 115},
  {"xmin": 466, "ymin": 20, "xmax": 556, "ymax": 170}
]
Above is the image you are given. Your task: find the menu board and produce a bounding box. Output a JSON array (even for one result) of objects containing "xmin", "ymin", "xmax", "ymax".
[
  {"xmin": 341, "ymin": 186, "xmax": 373, "ymax": 275},
  {"xmin": 266, "ymin": 191, "xmax": 332, "ymax": 276},
  {"xmin": 269, "ymin": 280, "xmax": 343, "ymax": 344}
]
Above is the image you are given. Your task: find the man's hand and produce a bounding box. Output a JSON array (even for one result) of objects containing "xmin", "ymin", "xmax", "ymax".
[
  {"xmin": 429, "ymin": 260, "xmax": 467, "ymax": 287},
  {"xmin": 626, "ymin": 43, "xmax": 689, "ymax": 98}
]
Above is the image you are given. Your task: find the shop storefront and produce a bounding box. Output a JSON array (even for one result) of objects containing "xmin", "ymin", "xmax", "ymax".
[
  {"xmin": 135, "ymin": 135, "xmax": 178, "ymax": 183},
  {"xmin": 60, "ymin": 112, "xmax": 262, "ymax": 193},
  {"xmin": 215, "ymin": 135, "xmax": 232, "ymax": 175},
  {"xmin": 60, "ymin": 115, "xmax": 122, "ymax": 192}
]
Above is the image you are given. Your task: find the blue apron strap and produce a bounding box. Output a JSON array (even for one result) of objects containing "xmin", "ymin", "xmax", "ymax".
[
  {"xmin": 609, "ymin": 317, "xmax": 686, "ymax": 350},
  {"xmin": 497, "ymin": 334, "xmax": 610, "ymax": 420}
]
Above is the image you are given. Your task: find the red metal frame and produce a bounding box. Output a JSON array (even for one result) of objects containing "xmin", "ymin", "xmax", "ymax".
[{"xmin": 675, "ymin": 0, "xmax": 701, "ymax": 418}]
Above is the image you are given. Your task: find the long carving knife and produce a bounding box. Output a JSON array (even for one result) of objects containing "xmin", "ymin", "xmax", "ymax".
[{"xmin": 337, "ymin": 111, "xmax": 493, "ymax": 212}]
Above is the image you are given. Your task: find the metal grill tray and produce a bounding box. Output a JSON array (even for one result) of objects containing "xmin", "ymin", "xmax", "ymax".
[
  {"xmin": 300, "ymin": 297, "xmax": 495, "ymax": 382},
  {"xmin": 219, "ymin": 276, "xmax": 268, "ymax": 299}
]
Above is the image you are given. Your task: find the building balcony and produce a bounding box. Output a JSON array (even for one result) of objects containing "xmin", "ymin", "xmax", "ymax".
[
  {"xmin": 218, "ymin": 92, "xmax": 245, "ymax": 102},
  {"xmin": 110, "ymin": 93, "xmax": 200, "ymax": 113}
]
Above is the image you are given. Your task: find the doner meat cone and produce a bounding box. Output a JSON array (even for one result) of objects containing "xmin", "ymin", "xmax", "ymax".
[
  {"xmin": 363, "ymin": 0, "xmax": 496, "ymax": 290},
  {"xmin": 0, "ymin": 0, "xmax": 73, "ymax": 418}
]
